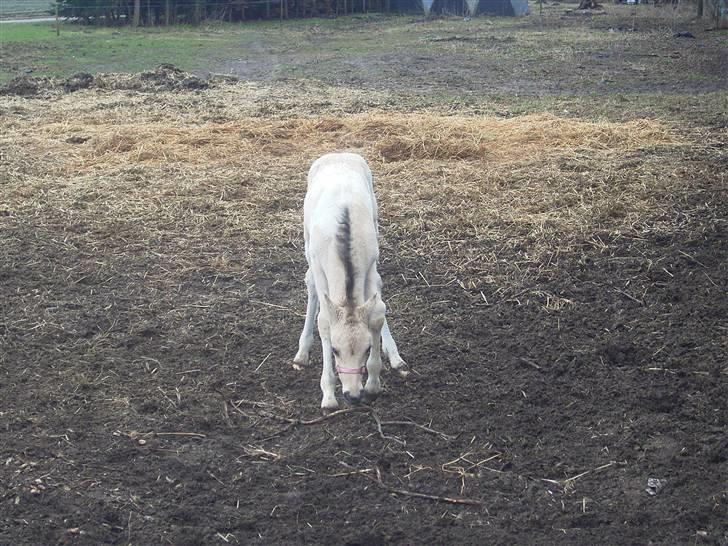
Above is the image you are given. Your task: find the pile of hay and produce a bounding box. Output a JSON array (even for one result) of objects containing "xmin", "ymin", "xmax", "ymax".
[{"xmin": 32, "ymin": 112, "xmax": 679, "ymax": 173}]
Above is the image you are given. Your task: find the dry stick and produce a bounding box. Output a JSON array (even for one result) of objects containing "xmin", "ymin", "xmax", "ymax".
[
  {"xmin": 242, "ymin": 446, "xmax": 281, "ymax": 460},
  {"xmin": 369, "ymin": 467, "xmax": 485, "ymax": 507},
  {"xmin": 148, "ymin": 432, "xmax": 206, "ymax": 438},
  {"xmin": 541, "ymin": 460, "xmax": 620, "ymax": 486},
  {"xmin": 677, "ymin": 249, "xmax": 706, "ymax": 268},
  {"xmin": 258, "ymin": 422, "xmax": 296, "ymax": 442},
  {"xmin": 249, "ymin": 300, "xmax": 296, "ymax": 313},
  {"xmin": 222, "ymin": 400, "xmax": 232, "ymax": 425},
  {"xmin": 378, "ymin": 419, "xmax": 454, "ymax": 441},
  {"xmin": 298, "ymin": 406, "xmax": 371, "ymax": 425},
  {"xmin": 230, "ymin": 402, "xmax": 368, "ymax": 433},
  {"xmin": 229, "ymin": 401, "xmax": 452, "ymax": 444},
  {"xmin": 232, "ymin": 398, "xmax": 282, "ymax": 410},
  {"xmin": 371, "ymin": 411, "xmax": 407, "ymax": 446},
  {"xmin": 615, "ymin": 288, "xmax": 643, "ymax": 305},
  {"xmin": 254, "ymin": 352, "xmax": 272, "ymax": 372},
  {"xmin": 328, "ymin": 468, "xmax": 374, "ymax": 478},
  {"xmin": 519, "ymin": 357, "xmax": 542, "ymax": 371}
]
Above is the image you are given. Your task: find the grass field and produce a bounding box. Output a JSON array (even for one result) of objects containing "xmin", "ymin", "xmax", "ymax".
[
  {"xmin": 0, "ymin": 0, "xmax": 52, "ymax": 18},
  {"xmin": 0, "ymin": 22, "xmax": 265, "ymax": 82}
]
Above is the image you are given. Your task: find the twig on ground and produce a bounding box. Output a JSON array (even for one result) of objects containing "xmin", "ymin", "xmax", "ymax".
[
  {"xmin": 241, "ymin": 446, "xmax": 282, "ymax": 461},
  {"xmin": 328, "ymin": 467, "xmax": 374, "ymax": 478},
  {"xmin": 519, "ymin": 357, "xmax": 542, "ymax": 370},
  {"xmin": 442, "ymin": 452, "xmax": 503, "ymax": 495},
  {"xmin": 222, "ymin": 400, "xmax": 233, "ymax": 427},
  {"xmin": 232, "ymin": 398, "xmax": 283, "ymax": 410},
  {"xmin": 254, "ymin": 352, "xmax": 272, "ymax": 372},
  {"xmin": 228, "ymin": 401, "xmax": 454, "ymax": 446},
  {"xmin": 369, "ymin": 467, "xmax": 485, "ymax": 506},
  {"xmin": 378, "ymin": 419, "xmax": 455, "ymax": 441},
  {"xmin": 250, "ymin": 300, "xmax": 302, "ymax": 316},
  {"xmin": 614, "ymin": 288, "xmax": 643, "ymax": 305},
  {"xmin": 677, "ymin": 250, "xmax": 706, "ymax": 268},
  {"xmin": 541, "ymin": 460, "xmax": 622, "ymax": 487},
  {"xmin": 153, "ymin": 432, "xmax": 207, "ymax": 438},
  {"xmin": 298, "ymin": 407, "xmax": 371, "ymax": 425},
  {"xmin": 371, "ymin": 411, "xmax": 407, "ymax": 446}
]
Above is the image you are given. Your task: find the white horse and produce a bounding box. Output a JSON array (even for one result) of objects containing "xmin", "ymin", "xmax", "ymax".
[{"xmin": 293, "ymin": 153, "xmax": 407, "ymax": 411}]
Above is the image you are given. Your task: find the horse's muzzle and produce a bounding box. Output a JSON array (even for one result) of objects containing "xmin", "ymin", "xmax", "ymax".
[{"xmin": 343, "ymin": 392, "xmax": 362, "ymax": 406}]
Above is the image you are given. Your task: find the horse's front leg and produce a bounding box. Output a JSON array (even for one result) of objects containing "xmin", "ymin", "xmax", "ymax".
[
  {"xmin": 366, "ymin": 268, "xmax": 407, "ymax": 378},
  {"xmin": 317, "ymin": 314, "xmax": 339, "ymax": 413},
  {"xmin": 364, "ymin": 321, "xmax": 383, "ymax": 402},
  {"xmin": 381, "ymin": 317, "xmax": 408, "ymax": 377}
]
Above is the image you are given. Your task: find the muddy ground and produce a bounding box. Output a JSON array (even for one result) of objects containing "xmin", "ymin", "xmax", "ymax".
[{"xmin": 1, "ymin": 6, "xmax": 727, "ymax": 546}]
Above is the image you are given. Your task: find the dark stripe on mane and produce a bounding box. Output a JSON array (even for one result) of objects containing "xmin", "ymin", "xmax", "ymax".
[{"xmin": 336, "ymin": 207, "xmax": 355, "ymax": 303}]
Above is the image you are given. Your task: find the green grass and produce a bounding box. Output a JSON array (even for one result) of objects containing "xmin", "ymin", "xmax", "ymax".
[
  {"xmin": 0, "ymin": 22, "xmax": 266, "ymax": 83},
  {"xmin": 1, "ymin": 22, "xmax": 60, "ymax": 41},
  {"xmin": 0, "ymin": 0, "xmax": 52, "ymax": 18},
  {"xmin": 0, "ymin": 16, "xmax": 420, "ymax": 83}
]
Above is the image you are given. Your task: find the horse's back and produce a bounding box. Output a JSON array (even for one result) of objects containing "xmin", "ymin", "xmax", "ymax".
[
  {"xmin": 305, "ymin": 153, "xmax": 377, "ymax": 233},
  {"xmin": 307, "ymin": 152, "xmax": 372, "ymax": 191}
]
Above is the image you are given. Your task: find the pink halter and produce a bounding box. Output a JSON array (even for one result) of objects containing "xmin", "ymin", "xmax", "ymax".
[{"xmin": 336, "ymin": 365, "xmax": 366, "ymax": 375}]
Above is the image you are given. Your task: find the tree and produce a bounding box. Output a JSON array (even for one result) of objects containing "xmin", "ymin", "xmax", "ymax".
[{"xmin": 133, "ymin": 0, "xmax": 141, "ymax": 26}]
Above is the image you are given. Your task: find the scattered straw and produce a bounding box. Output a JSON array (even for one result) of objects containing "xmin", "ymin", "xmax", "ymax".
[{"xmin": 0, "ymin": 80, "xmax": 706, "ymax": 313}]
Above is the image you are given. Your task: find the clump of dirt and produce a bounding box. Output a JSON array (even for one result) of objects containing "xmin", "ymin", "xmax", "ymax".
[
  {"xmin": 0, "ymin": 65, "xmax": 211, "ymax": 96},
  {"xmin": 63, "ymin": 72, "xmax": 94, "ymax": 93},
  {"xmin": 135, "ymin": 63, "xmax": 209, "ymax": 91},
  {"xmin": 0, "ymin": 75, "xmax": 43, "ymax": 96}
]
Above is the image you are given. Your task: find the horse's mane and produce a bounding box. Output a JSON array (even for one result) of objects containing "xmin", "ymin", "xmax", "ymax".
[{"xmin": 336, "ymin": 206, "xmax": 356, "ymax": 305}]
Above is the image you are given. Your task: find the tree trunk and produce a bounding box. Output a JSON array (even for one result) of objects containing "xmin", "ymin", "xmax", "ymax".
[
  {"xmin": 165, "ymin": 0, "xmax": 171, "ymax": 25},
  {"xmin": 133, "ymin": 0, "xmax": 141, "ymax": 26}
]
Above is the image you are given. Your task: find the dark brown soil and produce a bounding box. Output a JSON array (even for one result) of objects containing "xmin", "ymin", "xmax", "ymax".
[{"xmin": 2, "ymin": 158, "xmax": 727, "ymax": 544}]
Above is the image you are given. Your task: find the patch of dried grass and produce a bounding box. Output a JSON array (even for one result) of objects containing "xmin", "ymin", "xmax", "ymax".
[
  {"xmin": 0, "ymin": 86, "xmax": 700, "ymax": 306},
  {"xmin": 30, "ymin": 112, "xmax": 680, "ymax": 175}
]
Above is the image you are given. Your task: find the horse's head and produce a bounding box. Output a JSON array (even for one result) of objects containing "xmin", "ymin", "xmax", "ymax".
[{"xmin": 324, "ymin": 293, "xmax": 385, "ymax": 405}]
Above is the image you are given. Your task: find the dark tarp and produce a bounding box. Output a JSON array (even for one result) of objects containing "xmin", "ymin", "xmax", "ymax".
[
  {"xmin": 389, "ymin": 0, "xmax": 528, "ymax": 14},
  {"xmin": 477, "ymin": 0, "xmax": 529, "ymax": 15}
]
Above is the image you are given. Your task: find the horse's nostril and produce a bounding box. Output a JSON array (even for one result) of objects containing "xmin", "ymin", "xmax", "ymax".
[{"xmin": 343, "ymin": 392, "xmax": 361, "ymax": 406}]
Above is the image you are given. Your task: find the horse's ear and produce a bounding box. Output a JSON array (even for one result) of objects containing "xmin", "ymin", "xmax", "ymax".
[
  {"xmin": 323, "ymin": 293, "xmax": 345, "ymax": 322},
  {"xmin": 358, "ymin": 293, "xmax": 385, "ymax": 328}
]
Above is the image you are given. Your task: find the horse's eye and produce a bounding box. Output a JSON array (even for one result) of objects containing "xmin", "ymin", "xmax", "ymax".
[
  {"xmin": 332, "ymin": 348, "xmax": 340, "ymax": 357},
  {"xmin": 364, "ymin": 346, "xmax": 371, "ymax": 358}
]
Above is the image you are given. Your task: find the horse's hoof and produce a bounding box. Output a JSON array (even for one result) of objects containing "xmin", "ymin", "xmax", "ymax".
[
  {"xmin": 292, "ymin": 354, "xmax": 308, "ymax": 370},
  {"xmin": 363, "ymin": 390, "xmax": 380, "ymax": 404},
  {"xmin": 391, "ymin": 358, "xmax": 409, "ymax": 378}
]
